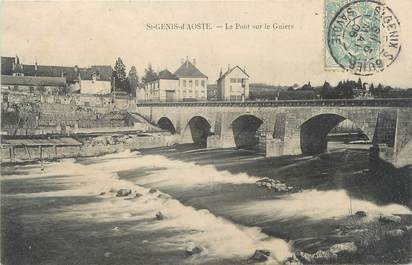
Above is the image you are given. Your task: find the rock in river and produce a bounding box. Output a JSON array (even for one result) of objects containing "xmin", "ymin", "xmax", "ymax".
[
  {"xmin": 149, "ymin": 188, "xmax": 158, "ymax": 194},
  {"xmin": 329, "ymin": 242, "xmax": 357, "ymax": 254},
  {"xmin": 116, "ymin": 189, "xmax": 132, "ymax": 197},
  {"xmin": 379, "ymin": 215, "xmax": 401, "ymax": 224},
  {"xmin": 248, "ymin": 249, "xmax": 271, "ymax": 263},
  {"xmin": 155, "ymin": 211, "xmax": 165, "ymax": 220},
  {"xmin": 186, "ymin": 242, "xmax": 202, "ymax": 255},
  {"xmin": 355, "ymin": 211, "xmax": 367, "ymax": 218}
]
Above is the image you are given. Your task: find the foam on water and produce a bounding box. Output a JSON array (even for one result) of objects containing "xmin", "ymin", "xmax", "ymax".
[
  {"xmin": 226, "ymin": 189, "xmax": 411, "ymax": 222},
  {"xmin": 4, "ymin": 150, "xmax": 291, "ymax": 264}
]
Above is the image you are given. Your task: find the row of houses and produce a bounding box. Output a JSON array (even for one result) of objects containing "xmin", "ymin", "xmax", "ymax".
[
  {"xmin": 1, "ymin": 56, "xmax": 112, "ymax": 95},
  {"xmin": 137, "ymin": 58, "xmax": 250, "ymax": 102},
  {"xmin": 1, "ymin": 55, "xmax": 251, "ymax": 102}
]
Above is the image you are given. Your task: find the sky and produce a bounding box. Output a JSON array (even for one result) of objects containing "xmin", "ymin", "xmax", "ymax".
[{"xmin": 1, "ymin": 0, "xmax": 412, "ymax": 88}]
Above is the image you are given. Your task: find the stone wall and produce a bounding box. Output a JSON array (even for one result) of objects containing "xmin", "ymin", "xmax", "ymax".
[
  {"xmin": 1, "ymin": 91, "xmax": 138, "ymax": 136},
  {"xmin": 1, "ymin": 133, "xmax": 175, "ymax": 162}
]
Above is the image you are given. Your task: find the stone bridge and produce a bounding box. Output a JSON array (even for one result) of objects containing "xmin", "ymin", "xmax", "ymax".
[{"xmin": 134, "ymin": 99, "xmax": 412, "ymax": 167}]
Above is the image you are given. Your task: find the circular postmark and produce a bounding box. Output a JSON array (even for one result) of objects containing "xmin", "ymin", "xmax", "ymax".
[{"xmin": 327, "ymin": 0, "xmax": 401, "ymax": 76}]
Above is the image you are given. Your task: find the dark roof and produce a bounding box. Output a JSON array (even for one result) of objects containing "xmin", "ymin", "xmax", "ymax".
[
  {"xmin": 23, "ymin": 64, "xmax": 78, "ymax": 83},
  {"xmin": 1, "ymin": 57, "xmax": 15, "ymax": 75},
  {"xmin": 217, "ymin": 65, "xmax": 249, "ymax": 82},
  {"xmin": 174, "ymin": 60, "xmax": 207, "ymax": 78},
  {"xmin": 2, "ymin": 56, "xmax": 112, "ymax": 83},
  {"xmin": 89, "ymin": 65, "xmax": 113, "ymax": 81},
  {"xmin": 1, "ymin": 75, "xmax": 66, "ymax": 87},
  {"xmin": 158, "ymin": 69, "xmax": 178, "ymax": 80}
]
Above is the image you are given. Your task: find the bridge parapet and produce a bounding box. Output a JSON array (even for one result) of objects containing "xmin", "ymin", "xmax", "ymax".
[{"xmin": 137, "ymin": 98, "xmax": 412, "ymax": 108}]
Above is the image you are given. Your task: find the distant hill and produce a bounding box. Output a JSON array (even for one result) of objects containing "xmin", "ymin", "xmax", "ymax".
[
  {"xmin": 250, "ymin": 83, "xmax": 316, "ymax": 100},
  {"xmin": 249, "ymin": 83, "xmax": 290, "ymax": 92}
]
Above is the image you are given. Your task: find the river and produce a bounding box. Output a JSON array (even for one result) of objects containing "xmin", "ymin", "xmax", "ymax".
[{"xmin": 1, "ymin": 144, "xmax": 410, "ymax": 265}]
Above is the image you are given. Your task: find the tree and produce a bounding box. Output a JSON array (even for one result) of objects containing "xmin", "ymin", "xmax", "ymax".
[
  {"xmin": 319, "ymin": 81, "xmax": 333, "ymax": 99},
  {"xmin": 142, "ymin": 64, "xmax": 157, "ymax": 83},
  {"xmin": 342, "ymin": 81, "xmax": 353, "ymax": 99},
  {"xmin": 114, "ymin": 57, "xmax": 128, "ymax": 93},
  {"xmin": 299, "ymin": 82, "xmax": 313, "ymax": 91},
  {"xmin": 128, "ymin": 66, "xmax": 139, "ymax": 97},
  {"xmin": 356, "ymin": 77, "xmax": 363, "ymax": 90}
]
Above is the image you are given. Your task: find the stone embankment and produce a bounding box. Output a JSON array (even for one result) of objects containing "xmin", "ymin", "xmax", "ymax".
[{"xmin": 1, "ymin": 132, "xmax": 177, "ymax": 163}]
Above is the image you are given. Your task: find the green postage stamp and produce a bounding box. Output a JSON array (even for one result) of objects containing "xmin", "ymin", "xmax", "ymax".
[{"xmin": 325, "ymin": 0, "xmax": 401, "ymax": 75}]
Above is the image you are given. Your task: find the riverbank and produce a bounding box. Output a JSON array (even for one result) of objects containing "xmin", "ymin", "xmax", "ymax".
[{"xmin": 0, "ymin": 132, "xmax": 175, "ymax": 165}]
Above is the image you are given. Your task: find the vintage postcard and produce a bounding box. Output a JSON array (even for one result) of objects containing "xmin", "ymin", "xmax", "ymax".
[{"xmin": 1, "ymin": 1, "xmax": 411, "ymax": 265}]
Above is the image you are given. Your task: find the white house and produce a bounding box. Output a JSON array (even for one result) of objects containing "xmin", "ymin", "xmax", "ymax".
[
  {"xmin": 140, "ymin": 69, "xmax": 179, "ymax": 102},
  {"xmin": 79, "ymin": 66, "xmax": 112, "ymax": 95},
  {"xmin": 174, "ymin": 59, "xmax": 208, "ymax": 101},
  {"xmin": 216, "ymin": 65, "xmax": 250, "ymax": 101},
  {"xmin": 137, "ymin": 58, "xmax": 208, "ymax": 102}
]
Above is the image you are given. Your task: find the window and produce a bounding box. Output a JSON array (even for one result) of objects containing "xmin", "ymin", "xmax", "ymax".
[
  {"xmin": 158, "ymin": 81, "xmax": 160, "ymax": 88},
  {"xmin": 189, "ymin": 80, "xmax": 193, "ymax": 87},
  {"xmin": 230, "ymin": 78, "xmax": 236, "ymax": 83},
  {"xmin": 201, "ymin": 80, "xmax": 205, "ymax": 87},
  {"xmin": 195, "ymin": 80, "xmax": 199, "ymax": 86},
  {"xmin": 183, "ymin": 80, "xmax": 187, "ymax": 87}
]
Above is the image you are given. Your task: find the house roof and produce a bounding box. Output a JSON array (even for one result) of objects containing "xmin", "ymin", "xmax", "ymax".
[
  {"xmin": 23, "ymin": 65, "xmax": 79, "ymax": 83},
  {"xmin": 174, "ymin": 60, "xmax": 207, "ymax": 78},
  {"xmin": 158, "ymin": 69, "xmax": 178, "ymax": 80},
  {"xmin": 1, "ymin": 75, "xmax": 67, "ymax": 87},
  {"xmin": 90, "ymin": 65, "xmax": 113, "ymax": 81},
  {"xmin": 79, "ymin": 65, "xmax": 113, "ymax": 81},
  {"xmin": 217, "ymin": 65, "xmax": 249, "ymax": 82}
]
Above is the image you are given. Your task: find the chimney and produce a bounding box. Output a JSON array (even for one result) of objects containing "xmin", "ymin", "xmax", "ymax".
[
  {"xmin": 192, "ymin": 58, "xmax": 196, "ymax": 66},
  {"xmin": 34, "ymin": 60, "xmax": 38, "ymax": 72},
  {"xmin": 219, "ymin": 68, "xmax": 223, "ymax": 78}
]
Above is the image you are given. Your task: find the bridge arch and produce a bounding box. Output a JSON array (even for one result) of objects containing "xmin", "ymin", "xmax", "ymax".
[
  {"xmin": 299, "ymin": 113, "xmax": 369, "ymax": 155},
  {"xmin": 184, "ymin": 116, "xmax": 213, "ymax": 146},
  {"xmin": 231, "ymin": 114, "xmax": 264, "ymax": 149},
  {"xmin": 157, "ymin": 117, "xmax": 176, "ymax": 134}
]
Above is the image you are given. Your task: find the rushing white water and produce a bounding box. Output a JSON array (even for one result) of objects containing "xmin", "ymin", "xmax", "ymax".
[
  {"xmin": 3, "ymin": 150, "xmax": 291, "ymax": 264},
  {"xmin": 4, "ymin": 149, "xmax": 410, "ymax": 264},
  {"xmin": 225, "ymin": 189, "xmax": 411, "ymax": 223}
]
